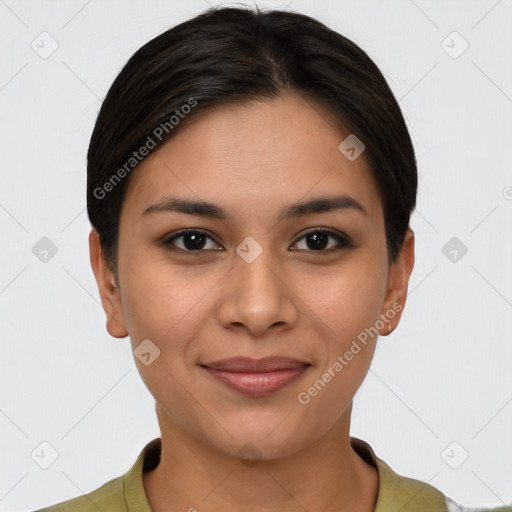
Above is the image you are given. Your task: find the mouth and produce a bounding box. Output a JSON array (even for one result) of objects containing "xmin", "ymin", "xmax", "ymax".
[{"xmin": 199, "ymin": 356, "xmax": 311, "ymax": 396}]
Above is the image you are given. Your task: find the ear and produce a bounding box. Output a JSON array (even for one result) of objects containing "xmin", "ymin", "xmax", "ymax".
[
  {"xmin": 378, "ymin": 228, "xmax": 415, "ymax": 335},
  {"xmin": 89, "ymin": 228, "xmax": 129, "ymax": 338}
]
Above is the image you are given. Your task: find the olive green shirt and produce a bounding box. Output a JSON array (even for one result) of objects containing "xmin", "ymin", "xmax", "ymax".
[{"xmin": 32, "ymin": 437, "xmax": 508, "ymax": 512}]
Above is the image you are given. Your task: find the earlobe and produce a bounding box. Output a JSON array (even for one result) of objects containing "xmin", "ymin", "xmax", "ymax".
[{"xmin": 88, "ymin": 229, "xmax": 128, "ymax": 338}]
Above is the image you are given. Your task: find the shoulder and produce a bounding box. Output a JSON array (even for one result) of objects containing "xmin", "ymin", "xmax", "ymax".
[
  {"xmin": 376, "ymin": 457, "xmax": 450, "ymax": 511},
  {"xmin": 32, "ymin": 475, "xmax": 126, "ymax": 512},
  {"xmin": 350, "ymin": 436, "xmax": 450, "ymax": 512},
  {"xmin": 31, "ymin": 438, "xmax": 159, "ymax": 512}
]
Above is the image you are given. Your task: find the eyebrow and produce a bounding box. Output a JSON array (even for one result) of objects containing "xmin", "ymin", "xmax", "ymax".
[{"xmin": 141, "ymin": 194, "xmax": 369, "ymax": 220}]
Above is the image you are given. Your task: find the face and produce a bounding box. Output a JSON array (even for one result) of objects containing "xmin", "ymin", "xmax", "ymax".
[{"xmin": 90, "ymin": 94, "xmax": 414, "ymax": 460}]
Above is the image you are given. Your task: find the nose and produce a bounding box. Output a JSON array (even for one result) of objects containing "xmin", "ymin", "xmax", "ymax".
[{"xmin": 216, "ymin": 244, "xmax": 300, "ymax": 338}]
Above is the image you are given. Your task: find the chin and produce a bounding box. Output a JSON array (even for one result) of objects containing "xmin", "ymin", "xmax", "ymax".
[{"xmin": 204, "ymin": 419, "xmax": 314, "ymax": 462}]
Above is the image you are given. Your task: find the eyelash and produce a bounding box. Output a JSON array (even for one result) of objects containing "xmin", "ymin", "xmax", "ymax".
[{"xmin": 161, "ymin": 228, "xmax": 352, "ymax": 254}]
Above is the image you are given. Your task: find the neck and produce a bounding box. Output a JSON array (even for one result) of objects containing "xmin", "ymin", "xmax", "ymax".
[{"xmin": 143, "ymin": 403, "xmax": 379, "ymax": 512}]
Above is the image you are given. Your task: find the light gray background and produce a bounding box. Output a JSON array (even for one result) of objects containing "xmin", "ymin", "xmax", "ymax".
[{"xmin": 1, "ymin": 1, "xmax": 511, "ymax": 510}]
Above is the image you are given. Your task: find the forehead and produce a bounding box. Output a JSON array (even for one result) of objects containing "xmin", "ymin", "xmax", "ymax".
[{"xmin": 121, "ymin": 95, "xmax": 383, "ymax": 225}]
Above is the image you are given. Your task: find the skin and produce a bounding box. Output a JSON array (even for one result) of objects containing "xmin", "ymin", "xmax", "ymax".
[{"xmin": 90, "ymin": 94, "xmax": 414, "ymax": 512}]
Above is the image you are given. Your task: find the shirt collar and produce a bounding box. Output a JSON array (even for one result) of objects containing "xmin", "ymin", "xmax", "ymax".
[
  {"xmin": 123, "ymin": 436, "xmax": 447, "ymax": 511},
  {"xmin": 350, "ymin": 436, "xmax": 448, "ymax": 511}
]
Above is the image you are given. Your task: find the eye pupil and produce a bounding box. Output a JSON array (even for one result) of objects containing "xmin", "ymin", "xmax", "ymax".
[
  {"xmin": 183, "ymin": 232, "xmax": 206, "ymax": 250},
  {"xmin": 307, "ymin": 232, "xmax": 328, "ymax": 250}
]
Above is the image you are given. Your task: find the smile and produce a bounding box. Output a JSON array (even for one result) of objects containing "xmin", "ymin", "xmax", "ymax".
[{"xmin": 200, "ymin": 356, "xmax": 311, "ymax": 396}]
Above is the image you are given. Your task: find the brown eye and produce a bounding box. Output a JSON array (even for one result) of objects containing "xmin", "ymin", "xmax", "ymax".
[
  {"xmin": 163, "ymin": 230, "xmax": 221, "ymax": 252},
  {"xmin": 291, "ymin": 229, "xmax": 351, "ymax": 252}
]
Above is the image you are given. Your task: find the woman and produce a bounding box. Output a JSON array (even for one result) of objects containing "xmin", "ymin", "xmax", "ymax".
[{"xmin": 34, "ymin": 5, "xmax": 502, "ymax": 512}]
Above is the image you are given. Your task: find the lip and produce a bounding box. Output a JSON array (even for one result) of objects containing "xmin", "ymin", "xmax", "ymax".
[{"xmin": 200, "ymin": 357, "xmax": 310, "ymax": 396}]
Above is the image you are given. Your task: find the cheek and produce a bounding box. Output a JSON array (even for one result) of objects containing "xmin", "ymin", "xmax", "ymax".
[
  {"xmin": 118, "ymin": 259, "xmax": 211, "ymax": 416},
  {"xmin": 296, "ymin": 261, "xmax": 385, "ymax": 404},
  {"xmin": 303, "ymin": 262, "xmax": 385, "ymax": 344},
  {"xmin": 119, "ymin": 247, "xmax": 209, "ymax": 342},
  {"xmin": 296, "ymin": 270, "xmax": 382, "ymax": 423}
]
